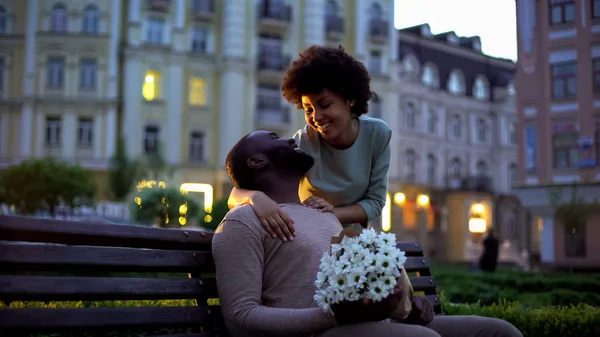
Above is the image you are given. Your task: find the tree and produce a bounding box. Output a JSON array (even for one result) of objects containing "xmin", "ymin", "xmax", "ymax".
[
  {"xmin": 108, "ymin": 137, "xmax": 145, "ymax": 201},
  {"xmin": 0, "ymin": 158, "xmax": 96, "ymax": 216},
  {"xmin": 199, "ymin": 197, "xmax": 230, "ymax": 231},
  {"xmin": 131, "ymin": 186, "xmax": 200, "ymax": 228}
]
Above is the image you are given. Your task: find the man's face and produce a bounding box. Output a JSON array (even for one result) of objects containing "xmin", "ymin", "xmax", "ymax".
[{"xmin": 245, "ymin": 131, "xmax": 314, "ymax": 175}]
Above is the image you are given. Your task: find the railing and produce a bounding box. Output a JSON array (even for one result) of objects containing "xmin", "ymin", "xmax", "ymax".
[
  {"xmin": 326, "ymin": 16, "xmax": 344, "ymax": 34},
  {"xmin": 445, "ymin": 175, "xmax": 493, "ymax": 193},
  {"xmin": 147, "ymin": 0, "xmax": 171, "ymax": 11},
  {"xmin": 258, "ymin": 1, "xmax": 292, "ymax": 22},
  {"xmin": 191, "ymin": 0, "xmax": 214, "ymax": 13},
  {"xmin": 369, "ymin": 19, "xmax": 389, "ymax": 38},
  {"xmin": 257, "ymin": 53, "xmax": 291, "ymax": 71}
]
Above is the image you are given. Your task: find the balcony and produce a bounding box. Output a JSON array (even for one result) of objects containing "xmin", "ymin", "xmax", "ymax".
[
  {"xmin": 326, "ymin": 15, "xmax": 344, "ymax": 39},
  {"xmin": 257, "ymin": 53, "xmax": 290, "ymax": 82},
  {"xmin": 445, "ymin": 175, "xmax": 493, "ymax": 193},
  {"xmin": 190, "ymin": 0, "xmax": 215, "ymax": 21},
  {"xmin": 256, "ymin": 103, "xmax": 290, "ymax": 130},
  {"xmin": 147, "ymin": 0, "xmax": 171, "ymax": 11},
  {"xmin": 258, "ymin": 1, "xmax": 292, "ymax": 32},
  {"xmin": 369, "ymin": 19, "xmax": 389, "ymax": 42}
]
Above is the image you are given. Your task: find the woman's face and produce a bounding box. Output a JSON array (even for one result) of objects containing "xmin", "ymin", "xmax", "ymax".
[{"xmin": 301, "ymin": 89, "xmax": 354, "ymax": 142}]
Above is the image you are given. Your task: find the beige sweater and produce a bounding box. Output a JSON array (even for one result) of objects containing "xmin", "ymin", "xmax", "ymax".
[{"xmin": 212, "ymin": 204, "xmax": 343, "ymax": 337}]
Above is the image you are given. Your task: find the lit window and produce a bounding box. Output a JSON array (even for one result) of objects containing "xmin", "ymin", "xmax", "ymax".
[
  {"xmin": 142, "ymin": 70, "xmax": 161, "ymax": 101},
  {"xmin": 189, "ymin": 77, "xmax": 206, "ymax": 106}
]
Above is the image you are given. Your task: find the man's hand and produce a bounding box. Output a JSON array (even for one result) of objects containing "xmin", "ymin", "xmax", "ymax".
[
  {"xmin": 332, "ymin": 286, "xmax": 403, "ymax": 325},
  {"xmin": 303, "ymin": 197, "xmax": 334, "ymax": 213},
  {"xmin": 403, "ymin": 296, "xmax": 434, "ymax": 325}
]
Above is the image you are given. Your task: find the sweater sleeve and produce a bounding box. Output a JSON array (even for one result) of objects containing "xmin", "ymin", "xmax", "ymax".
[
  {"xmin": 357, "ymin": 125, "xmax": 392, "ymax": 222},
  {"xmin": 212, "ymin": 219, "xmax": 336, "ymax": 337}
]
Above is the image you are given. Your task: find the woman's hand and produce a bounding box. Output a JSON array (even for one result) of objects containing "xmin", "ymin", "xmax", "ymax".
[
  {"xmin": 303, "ymin": 196, "xmax": 334, "ymax": 213},
  {"xmin": 251, "ymin": 192, "xmax": 295, "ymax": 241}
]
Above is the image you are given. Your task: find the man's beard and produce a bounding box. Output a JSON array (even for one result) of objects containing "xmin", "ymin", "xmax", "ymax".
[{"xmin": 270, "ymin": 149, "xmax": 315, "ymax": 177}]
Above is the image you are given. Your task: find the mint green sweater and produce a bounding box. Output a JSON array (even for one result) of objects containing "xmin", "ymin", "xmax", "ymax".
[{"xmin": 293, "ymin": 115, "xmax": 392, "ymax": 225}]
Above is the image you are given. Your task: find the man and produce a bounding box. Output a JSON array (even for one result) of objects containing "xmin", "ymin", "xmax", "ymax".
[{"xmin": 213, "ymin": 131, "xmax": 522, "ymax": 337}]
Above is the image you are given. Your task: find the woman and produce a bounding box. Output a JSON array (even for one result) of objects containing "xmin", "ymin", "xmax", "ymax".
[{"xmin": 228, "ymin": 45, "xmax": 392, "ymax": 241}]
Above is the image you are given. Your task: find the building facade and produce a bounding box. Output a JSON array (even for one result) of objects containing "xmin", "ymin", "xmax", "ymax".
[
  {"xmin": 0, "ymin": 0, "xmax": 121, "ymax": 198},
  {"xmin": 513, "ymin": 0, "xmax": 600, "ymax": 269},
  {"xmin": 378, "ymin": 24, "xmax": 527, "ymax": 264}
]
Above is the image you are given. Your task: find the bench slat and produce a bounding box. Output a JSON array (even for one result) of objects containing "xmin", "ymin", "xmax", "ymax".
[
  {"xmin": 0, "ymin": 243, "xmax": 215, "ymax": 273},
  {"xmin": 0, "ymin": 215, "xmax": 213, "ymax": 250},
  {"xmin": 0, "ymin": 276, "xmax": 218, "ymax": 301},
  {"xmin": 0, "ymin": 306, "xmax": 224, "ymax": 331},
  {"xmin": 408, "ymin": 276, "xmax": 436, "ymax": 293},
  {"xmin": 403, "ymin": 256, "xmax": 431, "ymax": 273},
  {"xmin": 396, "ymin": 242, "xmax": 424, "ymax": 256},
  {"xmin": 424, "ymin": 294, "xmax": 443, "ymax": 314}
]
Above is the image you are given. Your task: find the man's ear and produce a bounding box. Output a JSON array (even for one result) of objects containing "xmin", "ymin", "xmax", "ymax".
[{"xmin": 246, "ymin": 154, "xmax": 268, "ymax": 169}]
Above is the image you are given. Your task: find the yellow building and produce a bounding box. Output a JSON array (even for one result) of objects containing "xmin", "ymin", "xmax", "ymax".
[
  {"xmin": 0, "ymin": 0, "xmax": 397, "ymax": 204},
  {"xmin": 120, "ymin": 0, "xmax": 398, "ymax": 201},
  {"xmin": 0, "ymin": 0, "xmax": 121, "ymax": 198}
]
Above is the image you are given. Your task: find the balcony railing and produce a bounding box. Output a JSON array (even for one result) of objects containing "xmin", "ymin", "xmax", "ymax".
[
  {"xmin": 191, "ymin": 0, "xmax": 214, "ymax": 14},
  {"xmin": 369, "ymin": 19, "xmax": 389, "ymax": 38},
  {"xmin": 445, "ymin": 175, "xmax": 493, "ymax": 193},
  {"xmin": 258, "ymin": 1, "xmax": 292, "ymax": 22},
  {"xmin": 326, "ymin": 16, "xmax": 344, "ymax": 34},
  {"xmin": 256, "ymin": 100, "xmax": 290, "ymax": 125},
  {"xmin": 257, "ymin": 53, "xmax": 291, "ymax": 71},
  {"xmin": 147, "ymin": 0, "xmax": 171, "ymax": 11}
]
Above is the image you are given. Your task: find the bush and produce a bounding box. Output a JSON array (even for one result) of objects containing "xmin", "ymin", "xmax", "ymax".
[
  {"xmin": 443, "ymin": 299, "xmax": 600, "ymax": 337},
  {"xmin": 199, "ymin": 197, "xmax": 229, "ymax": 231}
]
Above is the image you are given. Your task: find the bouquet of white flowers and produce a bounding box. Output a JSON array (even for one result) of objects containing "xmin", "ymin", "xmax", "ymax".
[{"xmin": 314, "ymin": 228, "xmax": 412, "ymax": 319}]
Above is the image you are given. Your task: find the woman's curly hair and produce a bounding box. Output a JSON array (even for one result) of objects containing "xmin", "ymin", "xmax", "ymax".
[{"xmin": 281, "ymin": 45, "xmax": 375, "ymax": 116}]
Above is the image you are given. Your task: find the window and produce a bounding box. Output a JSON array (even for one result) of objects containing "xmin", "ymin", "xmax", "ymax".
[
  {"xmin": 192, "ymin": 0, "xmax": 213, "ymax": 12},
  {"xmin": 564, "ymin": 221, "xmax": 586, "ymax": 257},
  {"xmin": 82, "ymin": 5, "xmax": 99, "ymax": 34},
  {"xmin": 422, "ymin": 65, "xmax": 439, "ymax": 88},
  {"xmin": 147, "ymin": 18, "xmax": 164, "ymax": 44},
  {"xmin": 51, "ymin": 4, "xmax": 68, "ymax": 32},
  {"xmin": 369, "ymin": 50, "xmax": 382, "ymax": 75},
  {"xmin": 80, "ymin": 59, "xmax": 96, "ymax": 89},
  {"xmin": 426, "ymin": 154, "xmax": 436, "ymax": 184},
  {"xmin": 189, "ymin": 130, "xmax": 205, "ymax": 162},
  {"xmin": 257, "ymin": 85, "xmax": 288, "ymax": 124},
  {"xmin": 189, "ymin": 77, "xmax": 206, "ymax": 106},
  {"xmin": 594, "ymin": 59, "xmax": 600, "ymax": 93},
  {"xmin": 405, "ymin": 149, "xmax": 416, "ymax": 182},
  {"xmin": 448, "ymin": 70, "xmax": 464, "ymax": 94},
  {"xmin": 402, "ymin": 55, "xmax": 418, "ymax": 77},
  {"xmin": 449, "ymin": 157, "xmax": 461, "ymax": 178},
  {"xmin": 473, "ymin": 77, "xmax": 488, "ymax": 100},
  {"xmin": 326, "ymin": 0, "xmax": 339, "ymax": 16},
  {"xmin": 77, "ymin": 118, "xmax": 93, "ymax": 147},
  {"xmin": 596, "ymin": 126, "xmax": 600, "ymax": 163},
  {"xmin": 477, "ymin": 119, "xmax": 487, "ymax": 142},
  {"xmin": 451, "ymin": 114, "xmax": 461, "ymax": 138},
  {"xmin": 476, "ymin": 161, "xmax": 488, "ymax": 177},
  {"xmin": 191, "ymin": 28, "xmax": 208, "ymax": 54},
  {"xmin": 405, "ymin": 102, "xmax": 415, "ymax": 129},
  {"xmin": 144, "ymin": 125, "xmax": 160, "ymax": 154},
  {"xmin": 0, "ymin": 5, "xmax": 7, "ymax": 33},
  {"xmin": 142, "ymin": 70, "xmax": 161, "ymax": 101},
  {"xmin": 594, "ymin": 0, "xmax": 600, "ymax": 18},
  {"xmin": 525, "ymin": 126, "xmax": 537, "ymax": 172},
  {"xmin": 551, "ymin": 62, "xmax": 577, "ymax": 98},
  {"xmin": 509, "ymin": 122, "xmax": 517, "ymax": 144},
  {"xmin": 508, "ymin": 163, "xmax": 517, "ymax": 189},
  {"xmin": 47, "ymin": 57, "xmax": 65, "ymax": 88},
  {"xmin": 427, "ymin": 109, "xmax": 436, "ymax": 134},
  {"xmin": 0, "ymin": 58, "xmax": 4, "ymax": 91},
  {"xmin": 258, "ymin": 35, "xmax": 284, "ymax": 70},
  {"xmin": 553, "ymin": 127, "xmax": 579, "ymax": 169},
  {"xmin": 45, "ymin": 117, "xmax": 62, "ymax": 146},
  {"xmin": 370, "ymin": 96, "xmax": 382, "ymax": 119},
  {"xmin": 550, "ymin": 0, "xmax": 575, "ymax": 24}
]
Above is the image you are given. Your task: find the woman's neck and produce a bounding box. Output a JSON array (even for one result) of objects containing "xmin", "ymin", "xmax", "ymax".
[{"xmin": 325, "ymin": 117, "xmax": 360, "ymax": 150}]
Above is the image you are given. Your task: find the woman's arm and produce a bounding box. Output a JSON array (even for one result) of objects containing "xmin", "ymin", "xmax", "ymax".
[
  {"xmin": 332, "ymin": 205, "xmax": 368, "ymax": 228},
  {"xmin": 227, "ymin": 187, "xmax": 258, "ymax": 209}
]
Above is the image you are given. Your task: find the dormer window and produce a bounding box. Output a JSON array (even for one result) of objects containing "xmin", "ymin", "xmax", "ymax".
[
  {"xmin": 448, "ymin": 69, "xmax": 465, "ymax": 95},
  {"xmin": 422, "ymin": 64, "xmax": 439, "ymax": 88},
  {"xmin": 472, "ymin": 39, "xmax": 481, "ymax": 52},
  {"xmin": 447, "ymin": 32, "xmax": 459, "ymax": 44},
  {"xmin": 473, "ymin": 76, "xmax": 489, "ymax": 101},
  {"xmin": 420, "ymin": 24, "xmax": 431, "ymax": 37}
]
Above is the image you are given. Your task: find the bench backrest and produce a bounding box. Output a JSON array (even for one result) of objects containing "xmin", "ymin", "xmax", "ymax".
[
  {"xmin": 0, "ymin": 215, "xmax": 442, "ymax": 336},
  {"xmin": 0, "ymin": 215, "xmax": 224, "ymax": 336}
]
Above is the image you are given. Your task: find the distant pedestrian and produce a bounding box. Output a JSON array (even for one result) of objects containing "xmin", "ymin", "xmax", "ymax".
[{"xmin": 479, "ymin": 229, "xmax": 499, "ymax": 272}]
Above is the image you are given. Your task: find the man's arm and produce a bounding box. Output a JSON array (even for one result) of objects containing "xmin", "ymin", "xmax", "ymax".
[{"xmin": 212, "ymin": 219, "xmax": 336, "ymax": 336}]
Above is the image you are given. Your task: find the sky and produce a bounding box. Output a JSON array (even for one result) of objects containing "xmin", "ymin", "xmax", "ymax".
[{"xmin": 394, "ymin": 0, "xmax": 518, "ymax": 61}]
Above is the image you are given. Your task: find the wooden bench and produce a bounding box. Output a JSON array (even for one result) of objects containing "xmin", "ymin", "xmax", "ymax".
[{"xmin": 0, "ymin": 215, "xmax": 442, "ymax": 336}]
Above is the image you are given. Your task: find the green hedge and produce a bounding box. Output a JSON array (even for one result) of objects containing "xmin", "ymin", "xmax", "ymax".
[
  {"xmin": 443, "ymin": 300, "xmax": 600, "ymax": 337},
  {"xmin": 432, "ymin": 266, "xmax": 600, "ymax": 308}
]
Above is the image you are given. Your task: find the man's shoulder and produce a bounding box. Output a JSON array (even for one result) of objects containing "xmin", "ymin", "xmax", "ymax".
[{"xmin": 222, "ymin": 205, "xmax": 260, "ymax": 226}]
